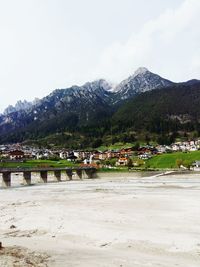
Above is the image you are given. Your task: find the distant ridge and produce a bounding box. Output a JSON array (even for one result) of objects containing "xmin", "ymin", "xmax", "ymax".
[{"xmin": 1, "ymin": 67, "xmax": 200, "ymax": 147}]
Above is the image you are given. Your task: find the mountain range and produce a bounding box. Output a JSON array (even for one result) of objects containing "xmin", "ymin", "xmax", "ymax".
[{"xmin": 1, "ymin": 67, "xmax": 200, "ymax": 148}]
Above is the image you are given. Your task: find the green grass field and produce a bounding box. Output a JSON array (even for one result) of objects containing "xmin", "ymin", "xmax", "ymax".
[
  {"xmin": 147, "ymin": 151, "xmax": 200, "ymax": 169},
  {"xmin": 0, "ymin": 159, "xmax": 77, "ymax": 169}
]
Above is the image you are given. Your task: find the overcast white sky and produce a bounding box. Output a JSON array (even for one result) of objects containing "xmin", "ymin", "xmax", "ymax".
[{"xmin": 0, "ymin": 0, "xmax": 199, "ymax": 111}]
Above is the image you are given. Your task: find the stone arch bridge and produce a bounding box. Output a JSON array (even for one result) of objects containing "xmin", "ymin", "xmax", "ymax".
[{"xmin": 0, "ymin": 167, "xmax": 97, "ymax": 188}]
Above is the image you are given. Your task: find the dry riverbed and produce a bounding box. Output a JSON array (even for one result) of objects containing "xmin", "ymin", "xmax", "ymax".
[{"xmin": 0, "ymin": 172, "xmax": 200, "ymax": 266}]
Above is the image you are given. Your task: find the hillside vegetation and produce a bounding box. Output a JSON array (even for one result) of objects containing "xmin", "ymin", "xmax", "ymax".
[
  {"xmin": 20, "ymin": 82, "xmax": 200, "ymax": 148},
  {"xmin": 113, "ymin": 83, "xmax": 200, "ymax": 134}
]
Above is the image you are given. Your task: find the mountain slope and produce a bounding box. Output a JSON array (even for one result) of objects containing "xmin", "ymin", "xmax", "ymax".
[
  {"xmin": 0, "ymin": 79, "xmax": 113, "ymax": 143},
  {"xmin": 1, "ymin": 68, "xmax": 200, "ymax": 146},
  {"xmin": 1, "ymin": 68, "xmax": 175, "ymax": 142},
  {"xmin": 113, "ymin": 82, "xmax": 200, "ymax": 134}
]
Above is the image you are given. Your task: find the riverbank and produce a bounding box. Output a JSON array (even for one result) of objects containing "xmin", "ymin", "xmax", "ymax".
[{"xmin": 0, "ymin": 173, "xmax": 200, "ymax": 266}]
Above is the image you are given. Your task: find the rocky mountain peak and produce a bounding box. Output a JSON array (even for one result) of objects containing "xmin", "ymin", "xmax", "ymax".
[
  {"xmin": 3, "ymin": 100, "xmax": 33, "ymax": 115},
  {"xmin": 82, "ymin": 79, "xmax": 112, "ymax": 92},
  {"xmin": 133, "ymin": 67, "xmax": 149, "ymax": 76},
  {"xmin": 114, "ymin": 67, "xmax": 174, "ymax": 100}
]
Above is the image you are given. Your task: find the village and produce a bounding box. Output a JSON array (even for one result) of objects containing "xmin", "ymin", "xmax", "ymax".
[{"xmin": 1, "ymin": 139, "xmax": 200, "ymax": 169}]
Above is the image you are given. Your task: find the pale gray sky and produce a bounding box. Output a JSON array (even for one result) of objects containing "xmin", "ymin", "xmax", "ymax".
[{"xmin": 0, "ymin": 0, "xmax": 199, "ymax": 111}]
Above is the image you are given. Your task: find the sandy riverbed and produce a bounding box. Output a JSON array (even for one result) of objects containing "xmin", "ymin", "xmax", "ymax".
[{"xmin": 0, "ymin": 172, "xmax": 200, "ymax": 266}]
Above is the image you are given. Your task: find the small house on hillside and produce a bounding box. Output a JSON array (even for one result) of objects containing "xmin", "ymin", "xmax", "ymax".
[
  {"xmin": 120, "ymin": 148, "xmax": 133, "ymax": 157},
  {"xmin": 192, "ymin": 161, "xmax": 200, "ymax": 171},
  {"xmin": 67, "ymin": 152, "xmax": 77, "ymax": 162},
  {"xmin": 116, "ymin": 157, "xmax": 128, "ymax": 166},
  {"xmin": 59, "ymin": 151, "xmax": 69, "ymax": 159},
  {"xmin": 9, "ymin": 150, "xmax": 25, "ymax": 160}
]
